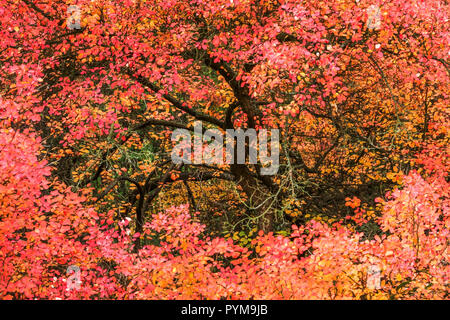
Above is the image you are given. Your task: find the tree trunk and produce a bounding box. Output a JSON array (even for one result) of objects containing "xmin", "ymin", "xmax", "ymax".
[{"xmin": 230, "ymin": 163, "xmax": 276, "ymax": 232}]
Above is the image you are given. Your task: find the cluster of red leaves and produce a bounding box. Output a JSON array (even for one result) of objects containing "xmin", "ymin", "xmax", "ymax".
[
  {"xmin": 1, "ymin": 106, "xmax": 447, "ymax": 298},
  {"xmin": 0, "ymin": 0, "xmax": 448, "ymax": 300}
]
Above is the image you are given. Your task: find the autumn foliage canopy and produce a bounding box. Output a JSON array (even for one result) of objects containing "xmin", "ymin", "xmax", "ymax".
[{"xmin": 0, "ymin": 0, "xmax": 448, "ymax": 299}]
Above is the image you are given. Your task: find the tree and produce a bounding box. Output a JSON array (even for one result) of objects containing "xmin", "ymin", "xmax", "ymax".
[{"xmin": 0, "ymin": 0, "xmax": 448, "ymax": 299}]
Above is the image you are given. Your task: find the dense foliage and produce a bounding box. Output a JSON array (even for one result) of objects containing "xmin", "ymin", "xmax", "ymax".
[{"xmin": 0, "ymin": 0, "xmax": 448, "ymax": 299}]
